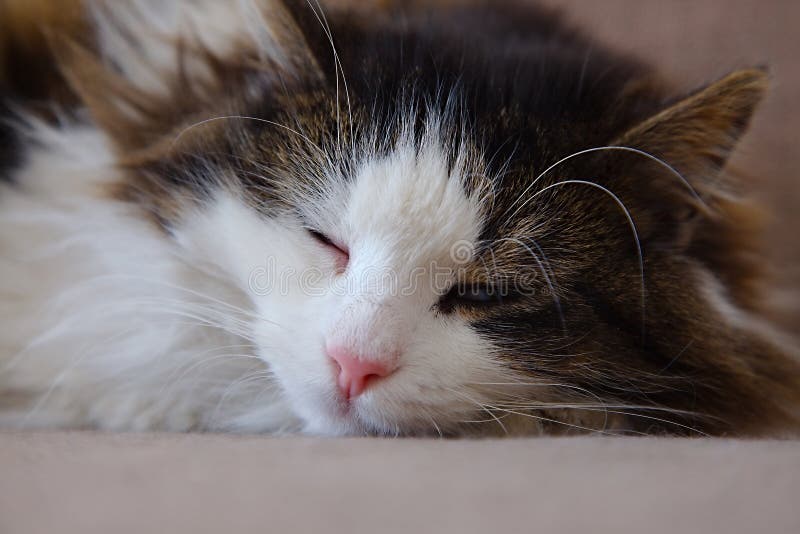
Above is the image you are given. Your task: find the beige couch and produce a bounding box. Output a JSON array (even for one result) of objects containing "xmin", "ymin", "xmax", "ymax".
[
  {"xmin": 2, "ymin": 2, "xmax": 799, "ymax": 533},
  {"xmin": 2, "ymin": 433, "xmax": 799, "ymax": 533}
]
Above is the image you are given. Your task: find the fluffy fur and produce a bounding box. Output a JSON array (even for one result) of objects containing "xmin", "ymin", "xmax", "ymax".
[{"xmin": 0, "ymin": 0, "xmax": 798, "ymax": 436}]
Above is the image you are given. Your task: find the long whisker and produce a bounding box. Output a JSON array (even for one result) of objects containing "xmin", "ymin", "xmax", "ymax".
[
  {"xmin": 601, "ymin": 409, "xmax": 709, "ymax": 436},
  {"xmin": 304, "ymin": 0, "xmax": 355, "ymax": 157},
  {"xmin": 487, "ymin": 404, "xmax": 617, "ymax": 436},
  {"xmin": 460, "ymin": 412, "xmax": 512, "ymax": 425},
  {"xmin": 494, "ymin": 237, "xmax": 566, "ymax": 333},
  {"xmin": 471, "ymin": 380, "xmax": 713, "ymax": 434},
  {"xmin": 527, "ymin": 179, "xmax": 646, "ymax": 341},
  {"xmin": 503, "ymin": 145, "xmax": 707, "ymax": 222},
  {"xmin": 169, "ymin": 115, "xmax": 330, "ymax": 161},
  {"xmin": 211, "ymin": 370, "xmax": 275, "ymax": 424},
  {"xmin": 419, "ymin": 406, "xmax": 444, "ymax": 438},
  {"xmin": 159, "ymin": 347, "xmax": 262, "ymax": 396},
  {"xmin": 49, "ymin": 272, "xmax": 269, "ymax": 324},
  {"xmin": 444, "ymin": 386, "xmax": 508, "ymax": 435},
  {"xmin": 491, "ymin": 400, "xmax": 703, "ymax": 418},
  {"xmin": 20, "ymin": 324, "xmax": 147, "ymax": 425}
]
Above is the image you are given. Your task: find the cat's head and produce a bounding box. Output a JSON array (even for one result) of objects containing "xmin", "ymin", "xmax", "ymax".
[{"xmin": 59, "ymin": 0, "xmax": 799, "ymax": 435}]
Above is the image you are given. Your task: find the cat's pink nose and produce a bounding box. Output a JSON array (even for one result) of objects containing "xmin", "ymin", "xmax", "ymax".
[{"xmin": 328, "ymin": 346, "xmax": 397, "ymax": 399}]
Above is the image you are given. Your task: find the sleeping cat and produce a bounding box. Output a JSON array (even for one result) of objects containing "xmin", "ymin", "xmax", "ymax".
[{"xmin": 0, "ymin": 0, "xmax": 798, "ymax": 436}]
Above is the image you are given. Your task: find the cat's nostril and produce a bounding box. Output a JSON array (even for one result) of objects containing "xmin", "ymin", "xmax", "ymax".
[{"xmin": 327, "ymin": 346, "xmax": 397, "ymax": 400}]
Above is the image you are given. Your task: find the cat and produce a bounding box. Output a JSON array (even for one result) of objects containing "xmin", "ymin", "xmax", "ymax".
[{"xmin": 0, "ymin": 0, "xmax": 798, "ymax": 437}]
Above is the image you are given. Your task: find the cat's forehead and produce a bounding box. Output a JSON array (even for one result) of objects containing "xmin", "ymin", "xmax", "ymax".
[
  {"xmin": 322, "ymin": 135, "xmax": 485, "ymax": 269},
  {"xmin": 283, "ymin": 110, "xmax": 569, "ymax": 276}
]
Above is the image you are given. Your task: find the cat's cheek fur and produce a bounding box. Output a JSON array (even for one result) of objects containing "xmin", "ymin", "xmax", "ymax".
[{"xmin": 0, "ymin": 124, "xmax": 290, "ymax": 432}]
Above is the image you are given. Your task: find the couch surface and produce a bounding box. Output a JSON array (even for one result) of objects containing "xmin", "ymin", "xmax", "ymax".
[{"xmin": 2, "ymin": 433, "xmax": 799, "ymax": 534}]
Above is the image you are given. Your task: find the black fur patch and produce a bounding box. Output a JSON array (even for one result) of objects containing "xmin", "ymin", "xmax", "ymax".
[{"xmin": 0, "ymin": 98, "xmax": 21, "ymax": 183}]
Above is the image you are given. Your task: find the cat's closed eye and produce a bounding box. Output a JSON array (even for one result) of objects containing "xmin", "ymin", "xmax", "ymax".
[
  {"xmin": 439, "ymin": 283, "xmax": 507, "ymax": 311},
  {"xmin": 307, "ymin": 228, "xmax": 349, "ymax": 270}
]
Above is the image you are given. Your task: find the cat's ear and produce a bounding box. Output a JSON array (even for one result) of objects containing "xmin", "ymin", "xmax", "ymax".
[{"xmin": 612, "ymin": 68, "xmax": 768, "ymax": 204}]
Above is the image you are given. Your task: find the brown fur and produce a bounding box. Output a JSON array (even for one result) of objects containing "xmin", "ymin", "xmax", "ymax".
[{"xmin": 0, "ymin": 0, "xmax": 86, "ymax": 109}]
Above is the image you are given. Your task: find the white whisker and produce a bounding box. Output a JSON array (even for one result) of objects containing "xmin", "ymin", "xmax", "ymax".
[
  {"xmin": 503, "ymin": 145, "xmax": 707, "ymax": 222},
  {"xmin": 527, "ymin": 179, "xmax": 646, "ymax": 341}
]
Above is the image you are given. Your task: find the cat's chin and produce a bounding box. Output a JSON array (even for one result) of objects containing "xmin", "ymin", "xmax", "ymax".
[
  {"xmin": 294, "ymin": 395, "xmax": 437, "ymax": 437},
  {"xmin": 295, "ymin": 402, "xmax": 385, "ymax": 437}
]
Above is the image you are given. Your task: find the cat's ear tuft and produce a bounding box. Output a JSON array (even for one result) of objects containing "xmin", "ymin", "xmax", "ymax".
[{"xmin": 613, "ymin": 68, "xmax": 768, "ymax": 197}]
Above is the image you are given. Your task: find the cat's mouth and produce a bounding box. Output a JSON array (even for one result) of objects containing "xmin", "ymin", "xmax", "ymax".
[{"xmin": 308, "ymin": 386, "xmax": 419, "ymax": 436}]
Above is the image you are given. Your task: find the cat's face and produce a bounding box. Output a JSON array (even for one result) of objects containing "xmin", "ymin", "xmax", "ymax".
[
  {"xmin": 226, "ymin": 131, "xmax": 507, "ymax": 436},
  {"xmin": 179, "ymin": 113, "xmax": 615, "ymax": 436},
  {"xmin": 61, "ymin": 0, "xmax": 799, "ymax": 435}
]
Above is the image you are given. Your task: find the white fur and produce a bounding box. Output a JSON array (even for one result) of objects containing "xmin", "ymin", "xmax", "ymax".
[
  {"xmin": 0, "ymin": 122, "xmax": 294, "ymax": 431},
  {"xmin": 0, "ymin": 113, "xmax": 519, "ymax": 434},
  {"xmin": 0, "ymin": 0, "xmax": 526, "ymax": 435},
  {"xmin": 91, "ymin": 0, "xmax": 301, "ymax": 95},
  {"xmin": 171, "ymin": 128, "xmax": 514, "ymax": 435}
]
